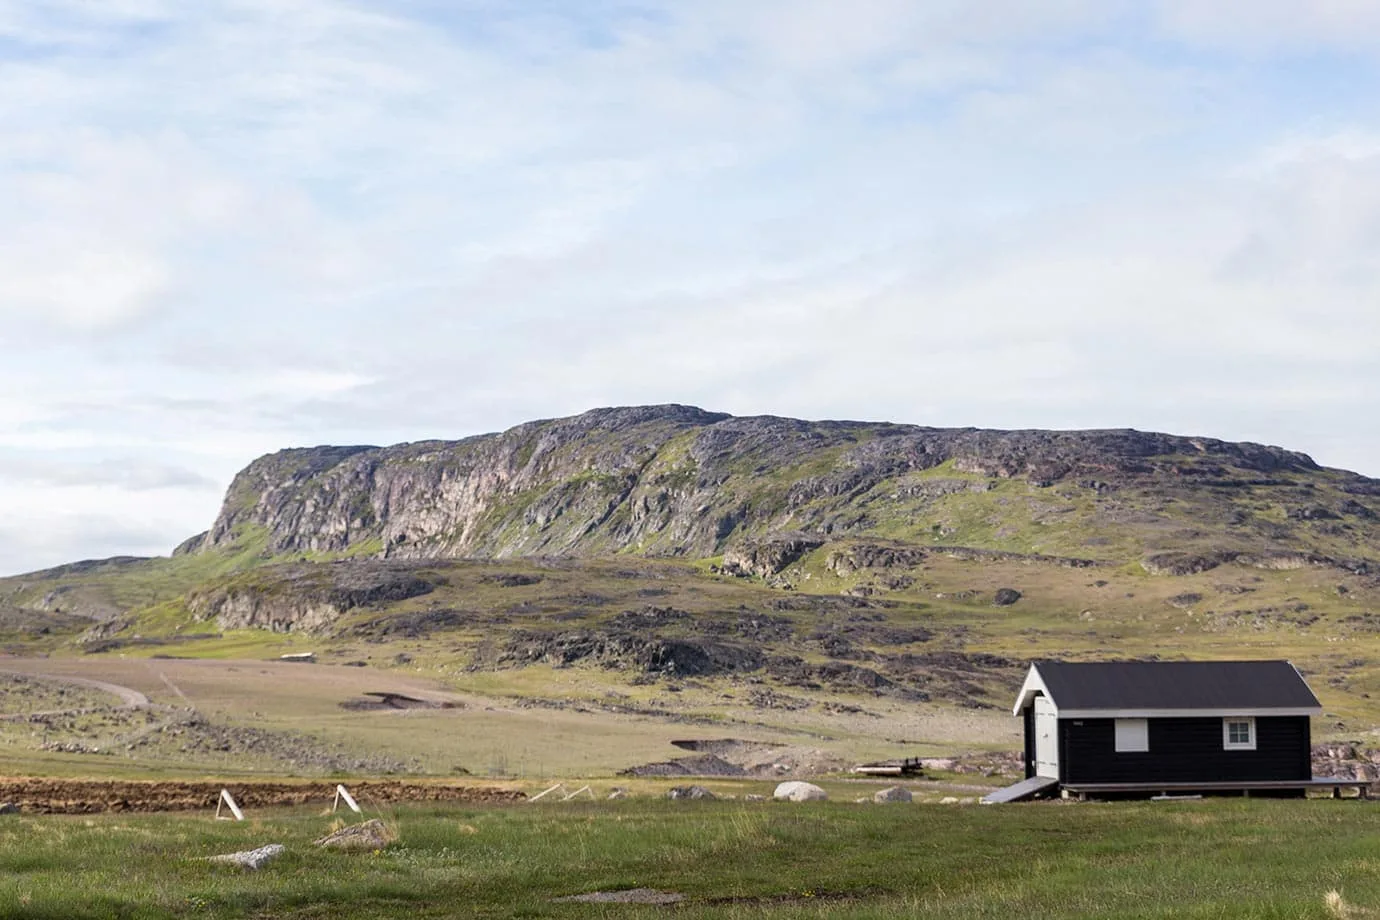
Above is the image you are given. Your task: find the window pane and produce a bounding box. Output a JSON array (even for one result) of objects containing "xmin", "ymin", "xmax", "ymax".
[{"xmin": 1115, "ymin": 719, "xmax": 1148, "ymax": 752}]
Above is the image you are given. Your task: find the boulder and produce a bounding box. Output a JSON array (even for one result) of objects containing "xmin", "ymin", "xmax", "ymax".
[
  {"xmin": 667, "ymin": 785, "xmax": 716, "ymax": 800},
  {"xmin": 0, "ymin": 803, "xmax": 19, "ymax": 815},
  {"xmin": 774, "ymin": 781, "xmax": 827, "ymax": 802},
  {"xmin": 873, "ymin": 786, "xmax": 912, "ymax": 804},
  {"xmin": 315, "ymin": 819, "xmax": 394, "ymax": 851},
  {"xmin": 205, "ymin": 844, "xmax": 285, "ymax": 870},
  {"xmin": 992, "ymin": 588, "xmax": 1022, "ymax": 607}
]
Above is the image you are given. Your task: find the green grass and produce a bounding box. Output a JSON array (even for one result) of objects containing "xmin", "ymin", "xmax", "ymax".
[{"xmin": 2, "ymin": 798, "xmax": 1379, "ymax": 918}]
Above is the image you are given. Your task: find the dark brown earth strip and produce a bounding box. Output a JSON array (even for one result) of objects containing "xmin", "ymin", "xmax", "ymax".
[{"xmin": 0, "ymin": 779, "xmax": 524, "ymax": 814}]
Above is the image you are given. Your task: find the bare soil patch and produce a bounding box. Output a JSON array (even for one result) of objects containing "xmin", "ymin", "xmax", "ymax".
[{"xmin": 0, "ymin": 778, "xmax": 523, "ymax": 814}]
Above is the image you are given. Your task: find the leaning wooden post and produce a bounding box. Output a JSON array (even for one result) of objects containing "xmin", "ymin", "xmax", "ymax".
[
  {"xmin": 333, "ymin": 784, "xmax": 362, "ymax": 814},
  {"xmin": 215, "ymin": 789, "xmax": 244, "ymax": 821}
]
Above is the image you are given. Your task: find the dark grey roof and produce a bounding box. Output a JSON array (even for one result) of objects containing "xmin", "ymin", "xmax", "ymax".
[{"xmin": 1034, "ymin": 660, "xmax": 1320, "ymax": 711}]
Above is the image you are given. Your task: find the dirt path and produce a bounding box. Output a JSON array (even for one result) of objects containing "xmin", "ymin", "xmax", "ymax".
[{"xmin": 0, "ymin": 669, "xmax": 149, "ymax": 708}]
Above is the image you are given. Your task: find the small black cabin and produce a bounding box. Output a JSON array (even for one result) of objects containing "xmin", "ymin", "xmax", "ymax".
[{"xmin": 1003, "ymin": 659, "xmax": 1331, "ymax": 800}]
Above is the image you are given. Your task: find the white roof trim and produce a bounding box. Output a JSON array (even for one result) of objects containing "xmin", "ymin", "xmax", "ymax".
[
  {"xmin": 1057, "ymin": 707, "xmax": 1322, "ymax": 719},
  {"xmin": 1290, "ymin": 661, "xmax": 1322, "ymax": 709},
  {"xmin": 1012, "ymin": 664, "xmax": 1053, "ymax": 716}
]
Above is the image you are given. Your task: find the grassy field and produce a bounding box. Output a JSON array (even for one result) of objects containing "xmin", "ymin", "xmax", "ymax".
[{"xmin": 1, "ymin": 797, "xmax": 1378, "ymax": 918}]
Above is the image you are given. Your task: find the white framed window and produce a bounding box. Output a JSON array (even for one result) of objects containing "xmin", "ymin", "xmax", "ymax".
[
  {"xmin": 1114, "ymin": 718, "xmax": 1149, "ymax": 753},
  {"xmin": 1223, "ymin": 717, "xmax": 1256, "ymax": 751}
]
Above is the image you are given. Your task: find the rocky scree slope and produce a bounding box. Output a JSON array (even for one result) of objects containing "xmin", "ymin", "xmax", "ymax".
[{"xmin": 191, "ymin": 404, "xmax": 1378, "ymax": 576}]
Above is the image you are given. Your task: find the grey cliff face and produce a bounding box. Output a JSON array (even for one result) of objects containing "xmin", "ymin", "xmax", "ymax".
[{"xmin": 199, "ymin": 404, "xmax": 1345, "ymax": 564}]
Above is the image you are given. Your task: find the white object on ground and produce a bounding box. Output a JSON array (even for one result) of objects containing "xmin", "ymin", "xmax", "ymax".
[
  {"xmin": 334, "ymin": 785, "xmax": 362, "ymax": 814},
  {"xmin": 206, "ymin": 844, "xmax": 285, "ymax": 869},
  {"xmin": 774, "ymin": 781, "xmax": 827, "ymax": 802},
  {"xmin": 215, "ymin": 789, "xmax": 244, "ymax": 821}
]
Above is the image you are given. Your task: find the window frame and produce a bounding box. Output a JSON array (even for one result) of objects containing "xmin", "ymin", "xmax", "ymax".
[
  {"xmin": 1114, "ymin": 718, "xmax": 1149, "ymax": 753},
  {"xmin": 1222, "ymin": 717, "xmax": 1256, "ymax": 751}
]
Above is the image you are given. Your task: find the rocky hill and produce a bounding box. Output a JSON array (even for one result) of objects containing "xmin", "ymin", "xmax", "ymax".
[{"xmin": 188, "ymin": 404, "xmax": 1378, "ymax": 577}]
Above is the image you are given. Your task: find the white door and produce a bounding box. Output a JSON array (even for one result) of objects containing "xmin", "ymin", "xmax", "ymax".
[{"xmin": 1033, "ymin": 696, "xmax": 1059, "ymax": 779}]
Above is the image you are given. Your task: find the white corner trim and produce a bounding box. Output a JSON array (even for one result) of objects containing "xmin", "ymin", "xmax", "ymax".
[{"xmin": 1013, "ymin": 665, "xmax": 1054, "ymax": 716}]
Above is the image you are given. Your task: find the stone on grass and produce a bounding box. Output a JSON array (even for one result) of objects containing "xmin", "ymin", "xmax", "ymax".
[
  {"xmin": 205, "ymin": 844, "xmax": 285, "ymax": 870},
  {"xmin": 874, "ymin": 786, "xmax": 912, "ymax": 804},
  {"xmin": 667, "ymin": 785, "xmax": 716, "ymax": 800},
  {"xmin": 743, "ymin": 794, "xmax": 767, "ymax": 802},
  {"xmin": 314, "ymin": 819, "xmax": 394, "ymax": 851},
  {"xmin": 607, "ymin": 787, "xmax": 628, "ymax": 800},
  {"xmin": 553, "ymin": 889, "xmax": 685, "ymax": 904},
  {"xmin": 0, "ymin": 803, "xmax": 19, "ymax": 815},
  {"xmin": 774, "ymin": 781, "xmax": 827, "ymax": 802},
  {"xmin": 992, "ymin": 588, "xmax": 1022, "ymax": 607},
  {"xmin": 939, "ymin": 796, "xmax": 959, "ymax": 805}
]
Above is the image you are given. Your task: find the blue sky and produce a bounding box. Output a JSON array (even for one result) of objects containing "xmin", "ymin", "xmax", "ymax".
[{"xmin": 2, "ymin": 0, "xmax": 1379, "ymax": 574}]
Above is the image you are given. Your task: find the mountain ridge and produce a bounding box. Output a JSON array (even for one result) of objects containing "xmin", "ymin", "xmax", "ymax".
[{"xmin": 186, "ymin": 404, "xmax": 1371, "ymax": 576}]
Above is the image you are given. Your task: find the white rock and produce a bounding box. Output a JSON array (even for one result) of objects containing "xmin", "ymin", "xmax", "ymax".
[
  {"xmin": 939, "ymin": 796, "xmax": 959, "ymax": 805},
  {"xmin": 206, "ymin": 844, "xmax": 285, "ymax": 870},
  {"xmin": 874, "ymin": 786, "xmax": 912, "ymax": 804},
  {"xmin": 774, "ymin": 781, "xmax": 827, "ymax": 802}
]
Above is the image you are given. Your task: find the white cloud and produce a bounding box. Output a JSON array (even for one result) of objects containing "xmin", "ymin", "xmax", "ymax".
[
  {"xmin": 1154, "ymin": 0, "xmax": 1380, "ymax": 51},
  {"xmin": 0, "ymin": 0, "xmax": 1379, "ymax": 572}
]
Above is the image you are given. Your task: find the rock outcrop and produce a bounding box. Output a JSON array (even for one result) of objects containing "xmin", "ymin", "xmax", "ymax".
[
  {"xmin": 205, "ymin": 844, "xmax": 285, "ymax": 869},
  {"xmin": 193, "ymin": 405, "xmax": 1360, "ymax": 568},
  {"xmin": 187, "ymin": 562, "xmax": 438, "ymax": 634},
  {"xmin": 315, "ymin": 819, "xmax": 394, "ymax": 851}
]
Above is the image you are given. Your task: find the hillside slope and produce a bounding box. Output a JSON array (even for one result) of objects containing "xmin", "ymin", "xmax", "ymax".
[
  {"xmin": 3, "ymin": 405, "xmax": 1380, "ymax": 778},
  {"xmin": 193, "ymin": 404, "xmax": 1378, "ymax": 573}
]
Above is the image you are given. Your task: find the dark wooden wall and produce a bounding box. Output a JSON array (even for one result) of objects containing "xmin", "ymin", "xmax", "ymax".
[{"xmin": 1058, "ymin": 716, "xmax": 1311, "ymax": 784}]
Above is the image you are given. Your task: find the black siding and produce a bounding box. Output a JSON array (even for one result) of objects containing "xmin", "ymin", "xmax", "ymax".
[{"xmin": 1060, "ymin": 716, "xmax": 1311, "ymax": 784}]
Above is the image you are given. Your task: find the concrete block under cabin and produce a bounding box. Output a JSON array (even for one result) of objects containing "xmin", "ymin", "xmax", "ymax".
[{"xmin": 984, "ymin": 659, "xmax": 1369, "ymax": 803}]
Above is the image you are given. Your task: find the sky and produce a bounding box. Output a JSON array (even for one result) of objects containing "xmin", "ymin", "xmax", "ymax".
[{"xmin": 2, "ymin": 1, "xmax": 1379, "ymax": 575}]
